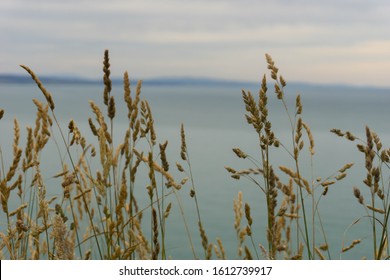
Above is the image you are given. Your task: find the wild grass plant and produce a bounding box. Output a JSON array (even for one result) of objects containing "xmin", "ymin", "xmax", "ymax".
[
  {"xmin": 0, "ymin": 51, "xmax": 389, "ymax": 259},
  {"xmin": 226, "ymin": 55, "xmax": 355, "ymax": 260},
  {"xmin": 330, "ymin": 127, "xmax": 390, "ymax": 259}
]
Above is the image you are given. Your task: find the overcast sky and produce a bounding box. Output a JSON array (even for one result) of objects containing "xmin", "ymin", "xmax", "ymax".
[{"xmin": 2, "ymin": 0, "xmax": 390, "ymax": 86}]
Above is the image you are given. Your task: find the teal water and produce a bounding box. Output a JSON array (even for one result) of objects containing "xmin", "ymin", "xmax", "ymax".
[{"xmin": 1, "ymin": 81, "xmax": 390, "ymax": 259}]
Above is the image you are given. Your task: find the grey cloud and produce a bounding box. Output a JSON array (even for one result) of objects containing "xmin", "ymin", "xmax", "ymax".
[{"xmin": 1, "ymin": 0, "xmax": 390, "ymax": 86}]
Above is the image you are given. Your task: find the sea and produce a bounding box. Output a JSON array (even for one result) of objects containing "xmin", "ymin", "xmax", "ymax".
[{"xmin": 1, "ymin": 79, "xmax": 390, "ymax": 260}]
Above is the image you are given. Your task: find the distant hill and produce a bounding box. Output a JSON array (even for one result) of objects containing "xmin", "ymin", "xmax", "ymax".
[
  {"xmin": 0, "ymin": 74, "xmax": 98, "ymax": 85},
  {"xmin": 0, "ymin": 74, "xmax": 256, "ymax": 87},
  {"xmin": 1, "ymin": 74, "xmax": 388, "ymax": 92},
  {"xmin": 138, "ymin": 77, "xmax": 257, "ymax": 87}
]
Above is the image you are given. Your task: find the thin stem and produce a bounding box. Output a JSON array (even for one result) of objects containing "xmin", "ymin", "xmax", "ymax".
[
  {"xmin": 51, "ymin": 112, "xmax": 101, "ymax": 259},
  {"xmin": 173, "ymin": 189, "xmax": 198, "ymax": 259}
]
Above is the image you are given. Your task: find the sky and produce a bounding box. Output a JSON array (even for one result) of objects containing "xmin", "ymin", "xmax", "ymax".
[{"xmin": 1, "ymin": 0, "xmax": 390, "ymax": 87}]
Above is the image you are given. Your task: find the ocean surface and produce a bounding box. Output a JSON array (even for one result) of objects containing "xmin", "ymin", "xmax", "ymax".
[{"xmin": 1, "ymin": 80, "xmax": 390, "ymax": 259}]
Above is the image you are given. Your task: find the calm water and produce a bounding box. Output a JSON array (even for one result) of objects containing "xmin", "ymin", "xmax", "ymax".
[{"xmin": 1, "ymin": 81, "xmax": 390, "ymax": 259}]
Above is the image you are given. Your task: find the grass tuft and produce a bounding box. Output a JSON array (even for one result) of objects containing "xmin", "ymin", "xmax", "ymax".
[{"xmin": 0, "ymin": 51, "xmax": 388, "ymax": 259}]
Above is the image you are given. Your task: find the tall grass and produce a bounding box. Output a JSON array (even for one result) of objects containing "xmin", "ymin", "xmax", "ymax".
[
  {"xmin": 331, "ymin": 127, "xmax": 390, "ymax": 259},
  {"xmin": 0, "ymin": 51, "xmax": 389, "ymax": 259},
  {"xmin": 226, "ymin": 55, "xmax": 356, "ymax": 259}
]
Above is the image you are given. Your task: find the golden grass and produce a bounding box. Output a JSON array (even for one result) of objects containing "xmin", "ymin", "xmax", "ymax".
[{"xmin": 0, "ymin": 51, "xmax": 389, "ymax": 259}]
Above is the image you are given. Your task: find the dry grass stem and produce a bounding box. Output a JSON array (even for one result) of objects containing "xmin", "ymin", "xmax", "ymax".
[{"xmin": 2, "ymin": 51, "xmax": 388, "ymax": 260}]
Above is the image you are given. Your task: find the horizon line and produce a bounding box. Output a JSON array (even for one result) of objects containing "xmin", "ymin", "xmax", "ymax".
[{"xmin": 0, "ymin": 73, "xmax": 389, "ymax": 90}]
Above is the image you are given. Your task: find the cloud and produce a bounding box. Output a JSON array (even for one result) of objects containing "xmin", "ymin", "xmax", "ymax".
[{"xmin": 2, "ymin": 0, "xmax": 390, "ymax": 86}]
